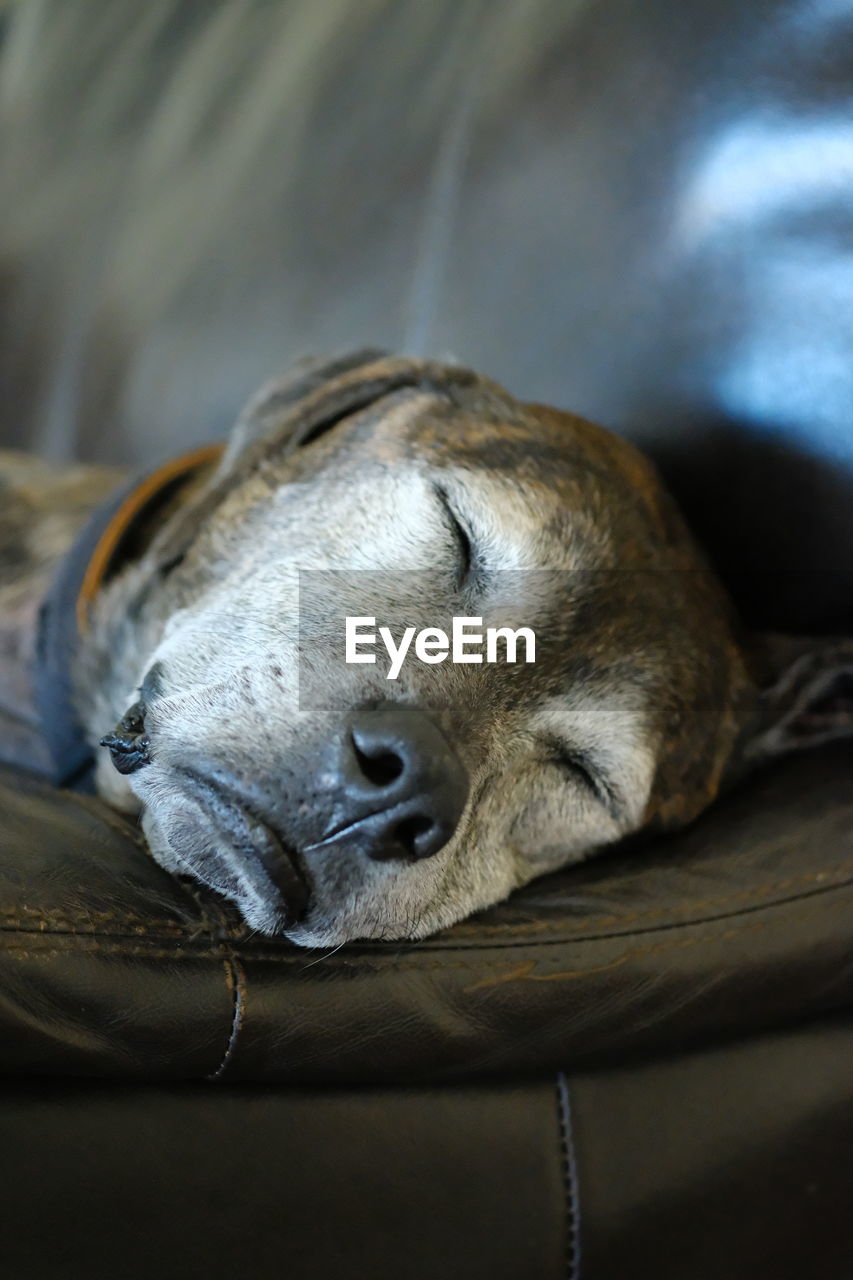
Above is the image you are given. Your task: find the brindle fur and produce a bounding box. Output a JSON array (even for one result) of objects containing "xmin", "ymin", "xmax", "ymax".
[
  {"xmin": 3, "ymin": 354, "xmax": 852, "ymax": 946},
  {"xmin": 0, "ymin": 452, "xmax": 123, "ymax": 774}
]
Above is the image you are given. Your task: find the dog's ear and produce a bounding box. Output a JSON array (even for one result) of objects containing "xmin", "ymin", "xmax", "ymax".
[
  {"xmin": 218, "ymin": 348, "xmax": 493, "ymax": 479},
  {"xmin": 219, "ymin": 349, "xmax": 388, "ymax": 470},
  {"xmin": 734, "ymin": 632, "xmax": 853, "ymax": 772}
]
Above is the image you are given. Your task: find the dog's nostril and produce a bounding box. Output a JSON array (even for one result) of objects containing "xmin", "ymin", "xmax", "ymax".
[
  {"xmin": 353, "ymin": 741, "xmax": 405, "ymax": 787},
  {"xmin": 393, "ymin": 814, "xmax": 434, "ymax": 856},
  {"xmin": 336, "ymin": 703, "xmax": 469, "ymax": 864}
]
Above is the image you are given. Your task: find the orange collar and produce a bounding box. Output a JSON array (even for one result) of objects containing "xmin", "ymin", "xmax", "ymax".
[{"xmin": 76, "ymin": 443, "xmax": 224, "ymax": 634}]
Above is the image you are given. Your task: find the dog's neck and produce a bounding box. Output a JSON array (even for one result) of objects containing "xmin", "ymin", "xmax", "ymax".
[
  {"xmin": 0, "ymin": 568, "xmax": 55, "ymax": 776},
  {"xmin": 0, "ymin": 451, "xmax": 127, "ymax": 776},
  {"xmin": 0, "ymin": 446, "xmax": 224, "ymax": 784}
]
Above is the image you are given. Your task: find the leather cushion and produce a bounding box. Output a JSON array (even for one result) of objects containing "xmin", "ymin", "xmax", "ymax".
[{"xmin": 2, "ymin": 743, "xmax": 852, "ymax": 1083}]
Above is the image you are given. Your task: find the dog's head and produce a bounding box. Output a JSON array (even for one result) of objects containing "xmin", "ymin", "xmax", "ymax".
[{"xmin": 84, "ymin": 353, "xmax": 853, "ymax": 945}]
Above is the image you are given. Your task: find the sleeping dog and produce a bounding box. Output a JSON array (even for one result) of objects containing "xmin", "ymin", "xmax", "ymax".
[{"xmin": 1, "ymin": 352, "xmax": 851, "ymax": 945}]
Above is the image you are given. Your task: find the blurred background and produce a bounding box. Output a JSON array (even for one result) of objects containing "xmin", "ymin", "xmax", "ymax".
[{"xmin": 1, "ymin": 0, "xmax": 852, "ymax": 633}]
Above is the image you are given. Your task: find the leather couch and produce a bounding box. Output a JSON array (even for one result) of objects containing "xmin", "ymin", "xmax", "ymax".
[{"xmin": 1, "ymin": 1, "xmax": 852, "ymax": 1276}]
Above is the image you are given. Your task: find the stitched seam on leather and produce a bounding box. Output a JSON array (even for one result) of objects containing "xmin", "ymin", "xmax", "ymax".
[
  {"xmin": 443, "ymin": 856, "xmax": 853, "ymax": 939},
  {"xmin": 1, "ymin": 892, "xmax": 850, "ymax": 969},
  {"xmin": 436, "ymin": 881, "xmax": 853, "ymax": 950},
  {"xmin": 557, "ymin": 1073, "xmax": 581, "ymax": 1280},
  {"xmin": 0, "ymin": 875, "xmax": 230, "ymax": 937},
  {"xmin": 148, "ymin": 879, "xmax": 247, "ymax": 1080},
  {"xmin": 208, "ymin": 956, "xmax": 247, "ymax": 1081},
  {"xmin": 0, "ymin": 906, "xmax": 191, "ymax": 932},
  {"xmin": 1, "ymin": 857, "xmax": 851, "ymax": 941},
  {"xmin": 8, "ymin": 866, "xmax": 843, "ymax": 942}
]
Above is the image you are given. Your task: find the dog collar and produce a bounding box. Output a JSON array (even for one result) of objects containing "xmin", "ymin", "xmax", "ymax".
[{"xmin": 36, "ymin": 444, "xmax": 224, "ymax": 791}]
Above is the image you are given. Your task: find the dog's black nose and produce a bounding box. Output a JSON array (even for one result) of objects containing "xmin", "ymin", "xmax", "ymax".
[
  {"xmin": 328, "ymin": 703, "xmax": 468, "ymax": 862},
  {"xmin": 100, "ymin": 701, "xmax": 152, "ymax": 775}
]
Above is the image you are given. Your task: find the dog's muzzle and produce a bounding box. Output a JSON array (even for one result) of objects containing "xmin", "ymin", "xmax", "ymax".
[{"xmin": 101, "ymin": 697, "xmax": 468, "ymax": 929}]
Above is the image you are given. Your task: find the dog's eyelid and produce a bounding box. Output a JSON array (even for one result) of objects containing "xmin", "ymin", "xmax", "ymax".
[
  {"xmin": 543, "ymin": 738, "xmax": 619, "ymax": 814},
  {"xmin": 434, "ymin": 484, "xmax": 474, "ymax": 585}
]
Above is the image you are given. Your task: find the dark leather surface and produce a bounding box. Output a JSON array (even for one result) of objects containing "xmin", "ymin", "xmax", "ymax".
[
  {"xmin": 1, "ymin": 1021, "xmax": 850, "ymax": 1280},
  {"xmin": 0, "ymin": 1080, "xmax": 568, "ymax": 1280},
  {"xmin": 2, "ymin": 0, "xmax": 852, "ymax": 630},
  {"xmin": 572, "ymin": 1017, "xmax": 853, "ymax": 1279},
  {"xmin": 3, "ymin": 745, "xmax": 852, "ymax": 1083}
]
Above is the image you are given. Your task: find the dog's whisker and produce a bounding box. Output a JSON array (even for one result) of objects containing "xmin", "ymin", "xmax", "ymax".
[{"xmin": 299, "ymin": 939, "xmax": 348, "ymax": 969}]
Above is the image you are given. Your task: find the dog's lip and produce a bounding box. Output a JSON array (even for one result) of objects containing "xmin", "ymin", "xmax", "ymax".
[
  {"xmin": 303, "ymin": 806, "xmax": 386, "ymax": 851},
  {"xmin": 175, "ymin": 767, "xmax": 309, "ymax": 924}
]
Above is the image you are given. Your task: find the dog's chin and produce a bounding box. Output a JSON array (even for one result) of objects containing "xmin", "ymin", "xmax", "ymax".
[{"xmin": 283, "ymin": 910, "xmax": 438, "ymax": 949}]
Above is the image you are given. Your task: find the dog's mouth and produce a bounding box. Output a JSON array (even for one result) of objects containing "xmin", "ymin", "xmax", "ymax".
[{"xmin": 173, "ymin": 766, "xmax": 310, "ymax": 927}]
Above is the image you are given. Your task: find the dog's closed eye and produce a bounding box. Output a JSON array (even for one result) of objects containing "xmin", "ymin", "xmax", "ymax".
[
  {"xmin": 435, "ymin": 485, "xmax": 474, "ymax": 588},
  {"xmin": 542, "ymin": 738, "xmax": 619, "ymax": 817}
]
